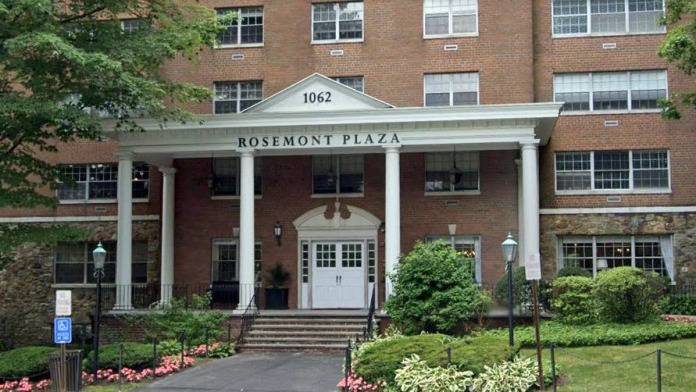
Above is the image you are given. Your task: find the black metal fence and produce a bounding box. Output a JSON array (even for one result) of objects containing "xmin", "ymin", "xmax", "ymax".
[{"xmin": 99, "ymin": 283, "xmax": 240, "ymax": 310}]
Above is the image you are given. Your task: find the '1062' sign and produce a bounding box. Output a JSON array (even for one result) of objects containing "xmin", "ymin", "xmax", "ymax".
[{"xmin": 303, "ymin": 91, "xmax": 332, "ymax": 104}]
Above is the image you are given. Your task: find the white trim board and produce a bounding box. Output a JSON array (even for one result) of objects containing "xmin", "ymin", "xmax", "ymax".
[
  {"xmin": 540, "ymin": 207, "xmax": 696, "ymax": 215},
  {"xmin": 0, "ymin": 215, "xmax": 160, "ymax": 223}
]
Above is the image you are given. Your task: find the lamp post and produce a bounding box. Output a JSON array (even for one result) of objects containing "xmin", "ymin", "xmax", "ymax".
[
  {"xmin": 92, "ymin": 242, "xmax": 107, "ymax": 380},
  {"xmin": 501, "ymin": 233, "xmax": 518, "ymax": 347}
]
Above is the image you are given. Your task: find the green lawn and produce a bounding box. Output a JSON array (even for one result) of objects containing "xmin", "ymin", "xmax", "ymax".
[
  {"xmin": 82, "ymin": 383, "xmax": 144, "ymax": 392},
  {"xmin": 521, "ymin": 338, "xmax": 696, "ymax": 392}
]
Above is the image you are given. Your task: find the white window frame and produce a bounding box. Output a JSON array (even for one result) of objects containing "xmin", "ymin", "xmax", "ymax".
[
  {"xmin": 311, "ymin": 1, "xmax": 365, "ymax": 45},
  {"xmin": 554, "ymin": 70, "xmax": 668, "ymax": 115},
  {"xmin": 423, "ymin": 73, "xmax": 480, "ymax": 107},
  {"xmin": 552, "ymin": 0, "xmax": 666, "ymax": 38},
  {"xmin": 554, "ymin": 150, "xmax": 671, "ymax": 195},
  {"xmin": 423, "ymin": 0, "xmax": 479, "ymax": 39},
  {"xmin": 558, "ymin": 235, "xmax": 674, "ymax": 281},
  {"xmin": 211, "ymin": 239, "xmax": 262, "ymax": 283},
  {"xmin": 210, "ymin": 157, "xmax": 263, "ymax": 200},
  {"xmin": 311, "ymin": 155, "xmax": 365, "ymax": 198},
  {"xmin": 215, "ymin": 7, "xmax": 265, "ymax": 48},
  {"xmin": 212, "ymin": 81, "xmax": 263, "ymax": 115},
  {"xmin": 331, "ymin": 76, "xmax": 365, "ymax": 92},
  {"xmin": 424, "ymin": 151, "xmax": 481, "ymax": 195},
  {"xmin": 426, "ymin": 235, "xmax": 482, "ymax": 283},
  {"xmin": 57, "ymin": 163, "xmax": 150, "ymax": 204}
]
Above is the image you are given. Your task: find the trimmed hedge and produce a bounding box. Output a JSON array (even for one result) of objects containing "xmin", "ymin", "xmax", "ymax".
[
  {"xmin": 556, "ymin": 266, "xmax": 592, "ymax": 278},
  {"xmin": 0, "ymin": 346, "xmax": 56, "ymax": 379},
  {"xmin": 486, "ymin": 320, "xmax": 696, "ymax": 348},
  {"xmin": 353, "ymin": 334, "xmax": 517, "ymax": 385},
  {"xmin": 594, "ymin": 267, "xmax": 662, "ymax": 323},
  {"xmin": 83, "ymin": 342, "xmax": 154, "ymax": 372},
  {"xmin": 552, "ymin": 276, "xmax": 596, "ymax": 324},
  {"xmin": 660, "ymin": 295, "xmax": 696, "ymax": 316}
]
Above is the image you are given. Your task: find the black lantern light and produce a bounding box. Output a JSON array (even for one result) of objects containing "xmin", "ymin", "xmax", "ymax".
[
  {"xmin": 274, "ymin": 221, "xmax": 283, "ymax": 246},
  {"xmin": 501, "ymin": 232, "xmax": 518, "ymax": 347},
  {"xmin": 91, "ymin": 242, "xmax": 107, "ymax": 380}
]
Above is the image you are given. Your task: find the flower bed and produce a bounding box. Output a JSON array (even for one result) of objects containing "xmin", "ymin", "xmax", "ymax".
[
  {"xmin": 0, "ymin": 342, "xmax": 232, "ymax": 391},
  {"xmin": 663, "ymin": 315, "xmax": 696, "ymax": 323}
]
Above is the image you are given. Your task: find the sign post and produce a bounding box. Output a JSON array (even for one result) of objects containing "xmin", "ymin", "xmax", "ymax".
[
  {"xmin": 54, "ymin": 290, "xmax": 72, "ymax": 392},
  {"xmin": 526, "ymin": 253, "xmax": 545, "ymax": 391}
]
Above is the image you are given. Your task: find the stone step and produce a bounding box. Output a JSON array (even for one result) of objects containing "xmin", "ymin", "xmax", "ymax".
[
  {"xmin": 253, "ymin": 317, "xmax": 367, "ymax": 324},
  {"xmin": 250, "ymin": 324, "xmax": 367, "ymax": 333},
  {"xmin": 240, "ymin": 342, "xmax": 348, "ymax": 351},
  {"xmin": 248, "ymin": 330, "xmax": 362, "ymax": 338},
  {"xmin": 244, "ymin": 336, "xmax": 352, "ymax": 344}
]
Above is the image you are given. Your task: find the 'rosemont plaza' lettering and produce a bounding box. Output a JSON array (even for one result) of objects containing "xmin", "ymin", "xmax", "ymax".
[{"xmin": 237, "ymin": 133, "xmax": 400, "ymax": 149}]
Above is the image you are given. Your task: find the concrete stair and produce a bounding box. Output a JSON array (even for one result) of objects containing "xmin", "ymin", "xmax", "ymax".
[{"xmin": 239, "ymin": 313, "xmax": 370, "ymax": 351}]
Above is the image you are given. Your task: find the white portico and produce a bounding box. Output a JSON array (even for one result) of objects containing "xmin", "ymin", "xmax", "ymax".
[{"xmin": 105, "ymin": 73, "xmax": 561, "ymax": 311}]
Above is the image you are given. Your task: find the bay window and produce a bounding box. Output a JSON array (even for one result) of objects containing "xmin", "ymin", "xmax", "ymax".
[
  {"xmin": 554, "ymin": 70, "xmax": 667, "ymax": 112},
  {"xmin": 424, "ymin": 0, "xmax": 478, "ymax": 37},
  {"xmin": 312, "ymin": 2, "xmax": 364, "ymax": 43},
  {"xmin": 559, "ymin": 236, "xmax": 674, "ymax": 281},
  {"xmin": 425, "ymin": 151, "xmax": 479, "ymax": 193},
  {"xmin": 555, "ymin": 150, "xmax": 669, "ymax": 193},
  {"xmin": 552, "ymin": 0, "xmax": 665, "ymax": 36},
  {"xmin": 424, "ymin": 73, "xmax": 479, "ymax": 107},
  {"xmin": 211, "ymin": 157, "xmax": 262, "ymax": 197},
  {"xmin": 312, "ymin": 155, "xmax": 364, "ymax": 195},
  {"xmin": 217, "ymin": 7, "xmax": 264, "ymax": 46},
  {"xmin": 58, "ymin": 163, "xmax": 149, "ymax": 202}
]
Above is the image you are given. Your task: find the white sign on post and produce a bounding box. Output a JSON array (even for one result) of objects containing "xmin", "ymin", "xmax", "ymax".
[
  {"xmin": 525, "ymin": 253, "xmax": 542, "ymax": 281},
  {"xmin": 55, "ymin": 290, "xmax": 72, "ymax": 316}
]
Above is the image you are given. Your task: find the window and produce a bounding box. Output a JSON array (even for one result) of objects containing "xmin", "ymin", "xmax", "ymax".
[
  {"xmin": 552, "ymin": 0, "xmax": 665, "ymax": 36},
  {"xmin": 424, "ymin": 73, "xmax": 479, "ymax": 107},
  {"xmin": 217, "ymin": 7, "xmax": 264, "ymax": 46},
  {"xmin": 559, "ymin": 236, "xmax": 674, "ymax": 280},
  {"xmin": 54, "ymin": 241, "xmax": 147, "ymax": 284},
  {"xmin": 367, "ymin": 240, "xmax": 376, "ymax": 284},
  {"xmin": 211, "ymin": 240, "xmax": 262, "ymax": 282},
  {"xmin": 57, "ymin": 163, "xmax": 149, "ymax": 202},
  {"xmin": 424, "ymin": 0, "xmax": 478, "ymax": 37},
  {"xmin": 332, "ymin": 76, "xmax": 364, "ymax": 92},
  {"xmin": 425, "ymin": 151, "xmax": 479, "ymax": 193},
  {"xmin": 301, "ymin": 241, "xmax": 310, "ymax": 284},
  {"xmin": 427, "ymin": 236, "xmax": 481, "ymax": 283},
  {"xmin": 121, "ymin": 19, "xmax": 148, "ymax": 33},
  {"xmin": 555, "ymin": 150, "xmax": 670, "ymax": 193},
  {"xmin": 211, "ymin": 157, "xmax": 262, "ymax": 197},
  {"xmin": 312, "ymin": 2, "xmax": 364, "ymax": 43},
  {"xmin": 312, "ymin": 155, "xmax": 364, "ymax": 195},
  {"xmin": 213, "ymin": 81, "xmax": 263, "ymax": 114},
  {"xmin": 553, "ymin": 70, "xmax": 667, "ymax": 112}
]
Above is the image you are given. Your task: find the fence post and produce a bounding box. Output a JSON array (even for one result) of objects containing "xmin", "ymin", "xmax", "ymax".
[
  {"xmin": 551, "ymin": 344, "xmax": 557, "ymax": 392},
  {"xmin": 118, "ymin": 343, "xmax": 124, "ymax": 388},
  {"xmin": 656, "ymin": 349, "xmax": 662, "ymax": 392},
  {"xmin": 344, "ymin": 340, "xmax": 352, "ymax": 392},
  {"xmin": 152, "ymin": 338, "xmax": 158, "ymax": 376}
]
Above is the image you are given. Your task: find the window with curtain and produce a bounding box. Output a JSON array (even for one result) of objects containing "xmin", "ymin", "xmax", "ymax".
[{"xmin": 424, "ymin": 0, "xmax": 478, "ymax": 37}]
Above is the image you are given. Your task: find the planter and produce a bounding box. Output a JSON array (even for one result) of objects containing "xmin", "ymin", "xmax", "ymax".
[{"xmin": 265, "ymin": 288, "xmax": 289, "ymax": 309}]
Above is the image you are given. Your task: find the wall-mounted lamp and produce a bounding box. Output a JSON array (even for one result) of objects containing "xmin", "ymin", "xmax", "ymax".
[
  {"xmin": 274, "ymin": 221, "xmax": 283, "ymax": 246},
  {"xmin": 379, "ymin": 222, "xmax": 385, "ymax": 234}
]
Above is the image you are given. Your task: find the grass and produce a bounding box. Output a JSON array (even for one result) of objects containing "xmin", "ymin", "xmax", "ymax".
[
  {"xmin": 520, "ymin": 338, "xmax": 696, "ymax": 392},
  {"xmin": 83, "ymin": 383, "xmax": 144, "ymax": 391}
]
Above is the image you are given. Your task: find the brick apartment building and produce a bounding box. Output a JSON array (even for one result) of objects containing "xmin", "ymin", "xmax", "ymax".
[{"xmin": 2, "ymin": 0, "xmax": 696, "ymax": 337}]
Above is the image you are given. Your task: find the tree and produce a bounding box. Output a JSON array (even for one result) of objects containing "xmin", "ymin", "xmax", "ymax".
[
  {"xmin": 0, "ymin": 0, "xmax": 232, "ymax": 259},
  {"xmin": 659, "ymin": 0, "xmax": 696, "ymax": 119}
]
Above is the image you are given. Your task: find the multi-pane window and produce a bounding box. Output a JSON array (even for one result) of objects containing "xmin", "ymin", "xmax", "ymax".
[
  {"xmin": 315, "ymin": 243, "xmax": 337, "ymax": 268},
  {"xmin": 211, "ymin": 157, "xmax": 262, "ymax": 197},
  {"xmin": 58, "ymin": 163, "xmax": 149, "ymax": 201},
  {"xmin": 332, "ymin": 76, "xmax": 364, "ymax": 92},
  {"xmin": 367, "ymin": 241, "xmax": 376, "ymax": 284},
  {"xmin": 301, "ymin": 241, "xmax": 310, "ymax": 283},
  {"xmin": 213, "ymin": 81, "xmax": 263, "ymax": 114},
  {"xmin": 121, "ymin": 19, "xmax": 148, "ymax": 33},
  {"xmin": 559, "ymin": 236, "xmax": 673, "ymax": 279},
  {"xmin": 424, "ymin": 0, "xmax": 478, "ymax": 37},
  {"xmin": 424, "ymin": 73, "xmax": 479, "ymax": 107},
  {"xmin": 425, "ymin": 151, "xmax": 480, "ymax": 193},
  {"xmin": 217, "ymin": 7, "xmax": 264, "ymax": 46},
  {"xmin": 54, "ymin": 241, "xmax": 147, "ymax": 284},
  {"xmin": 552, "ymin": 0, "xmax": 665, "ymax": 36},
  {"xmin": 312, "ymin": 2, "xmax": 364, "ymax": 43},
  {"xmin": 211, "ymin": 241, "xmax": 262, "ymax": 282},
  {"xmin": 427, "ymin": 236, "xmax": 481, "ymax": 283},
  {"xmin": 312, "ymin": 155, "xmax": 364, "ymax": 195},
  {"xmin": 555, "ymin": 150, "xmax": 670, "ymax": 192},
  {"xmin": 341, "ymin": 243, "xmax": 362, "ymax": 268},
  {"xmin": 554, "ymin": 70, "xmax": 667, "ymax": 112}
]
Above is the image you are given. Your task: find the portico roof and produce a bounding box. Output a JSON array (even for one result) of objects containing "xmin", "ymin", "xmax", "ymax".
[{"xmin": 103, "ymin": 73, "xmax": 563, "ymax": 159}]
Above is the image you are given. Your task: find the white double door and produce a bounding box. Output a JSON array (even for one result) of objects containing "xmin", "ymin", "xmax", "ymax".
[{"xmin": 312, "ymin": 241, "xmax": 366, "ymax": 309}]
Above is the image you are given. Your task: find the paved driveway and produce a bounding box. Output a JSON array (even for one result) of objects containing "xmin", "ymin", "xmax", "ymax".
[{"xmin": 136, "ymin": 352, "xmax": 344, "ymax": 392}]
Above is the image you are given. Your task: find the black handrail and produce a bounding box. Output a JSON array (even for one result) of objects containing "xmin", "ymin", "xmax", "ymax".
[
  {"xmin": 366, "ymin": 286, "xmax": 376, "ymax": 340},
  {"xmin": 237, "ymin": 294, "xmax": 259, "ymax": 346}
]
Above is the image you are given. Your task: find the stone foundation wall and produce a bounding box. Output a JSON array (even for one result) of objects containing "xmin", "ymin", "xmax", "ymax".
[
  {"xmin": 0, "ymin": 221, "xmax": 160, "ymax": 348},
  {"xmin": 540, "ymin": 212, "xmax": 696, "ymax": 283}
]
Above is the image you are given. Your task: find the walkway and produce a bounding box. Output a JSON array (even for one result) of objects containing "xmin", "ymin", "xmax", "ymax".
[{"xmin": 136, "ymin": 352, "xmax": 344, "ymax": 392}]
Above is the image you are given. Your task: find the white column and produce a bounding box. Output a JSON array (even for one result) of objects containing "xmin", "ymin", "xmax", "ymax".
[
  {"xmin": 159, "ymin": 167, "xmax": 176, "ymax": 306},
  {"xmin": 115, "ymin": 152, "xmax": 133, "ymax": 310},
  {"xmin": 516, "ymin": 159, "xmax": 526, "ymax": 267},
  {"xmin": 521, "ymin": 142, "xmax": 540, "ymax": 271},
  {"xmin": 237, "ymin": 149, "xmax": 256, "ymax": 311},
  {"xmin": 384, "ymin": 146, "xmax": 401, "ymax": 298}
]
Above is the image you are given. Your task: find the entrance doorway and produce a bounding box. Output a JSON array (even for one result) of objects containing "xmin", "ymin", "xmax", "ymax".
[{"xmin": 312, "ymin": 241, "xmax": 365, "ymax": 309}]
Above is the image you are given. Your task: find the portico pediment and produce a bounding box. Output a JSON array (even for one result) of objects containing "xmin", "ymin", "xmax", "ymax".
[{"xmin": 244, "ymin": 73, "xmax": 393, "ymax": 114}]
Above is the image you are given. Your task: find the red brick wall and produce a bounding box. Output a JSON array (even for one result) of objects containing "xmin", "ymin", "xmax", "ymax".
[{"xmin": 173, "ymin": 151, "xmax": 518, "ymax": 307}]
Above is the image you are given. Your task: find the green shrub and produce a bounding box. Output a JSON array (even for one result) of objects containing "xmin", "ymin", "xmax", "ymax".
[
  {"xmin": 156, "ymin": 340, "xmax": 182, "ymax": 356},
  {"xmin": 385, "ymin": 241, "xmax": 490, "ymax": 334},
  {"xmin": 470, "ymin": 357, "xmax": 537, "ymax": 392},
  {"xmin": 556, "ymin": 266, "xmax": 592, "ymax": 278},
  {"xmin": 494, "ymin": 267, "xmax": 531, "ymax": 308},
  {"xmin": 0, "ymin": 346, "xmax": 55, "ymax": 378},
  {"xmin": 394, "ymin": 354, "xmax": 474, "ymax": 392},
  {"xmin": 83, "ymin": 342, "xmax": 154, "ymax": 372},
  {"xmin": 660, "ymin": 294, "xmax": 696, "ymax": 316},
  {"xmin": 552, "ymin": 276, "xmax": 596, "ymax": 324},
  {"xmin": 485, "ymin": 320, "xmax": 696, "ymax": 348},
  {"xmin": 594, "ymin": 267, "xmax": 663, "ymax": 323},
  {"xmin": 353, "ymin": 333, "xmax": 516, "ymax": 385}
]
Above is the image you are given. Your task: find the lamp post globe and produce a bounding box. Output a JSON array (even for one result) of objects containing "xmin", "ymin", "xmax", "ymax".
[
  {"xmin": 501, "ymin": 233, "xmax": 518, "ymax": 347},
  {"xmin": 92, "ymin": 242, "xmax": 107, "ymax": 380}
]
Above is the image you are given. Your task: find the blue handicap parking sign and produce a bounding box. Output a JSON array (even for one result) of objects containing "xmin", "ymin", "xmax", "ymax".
[{"xmin": 54, "ymin": 317, "xmax": 72, "ymax": 344}]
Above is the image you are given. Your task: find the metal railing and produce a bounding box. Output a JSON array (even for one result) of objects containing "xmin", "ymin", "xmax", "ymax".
[
  {"xmin": 237, "ymin": 294, "xmax": 259, "ymax": 346},
  {"xmin": 96, "ymin": 283, "xmax": 241, "ymax": 310},
  {"xmin": 366, "ymin": 286, "xmax": 376, "ymax": 341}
]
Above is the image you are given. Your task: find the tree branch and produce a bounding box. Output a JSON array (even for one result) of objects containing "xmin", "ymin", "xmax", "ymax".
[{"xmin": 59, "ymin": 6, "xmax": 107, "ymax": 24}]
